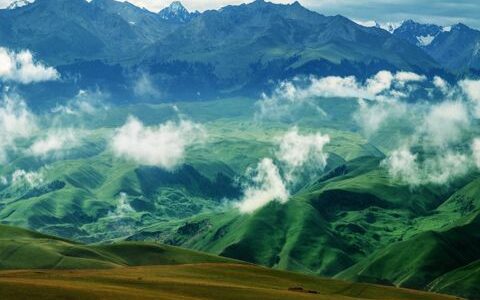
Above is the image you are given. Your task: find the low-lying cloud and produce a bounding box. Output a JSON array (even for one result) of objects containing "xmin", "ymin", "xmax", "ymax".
[
  {"xmin": 379, "ymin": 80, "xmax": 480, "ymax": 187},
  {"xmin": 111, "ymin": 116, "xmax": 206, "ymax": 170},
  {"xmin": 0, "ymin": 95, "xmax": 37, "ymax": 162},
  {"xmin": 258, "ymin": 70, "xmax": 480, "ymax": 188},
  {"xmin": 29, "ymin": 129, "xmax": 79, "ymax": 158},
  {"xmin": 256, "ymin": 70, "xmax": 426, "ymax": 121},
  {"xmin": 11, "ymin": 169, "xmax": 44, "ymax": 188},
  {"xmin": 0, "ymin": 47, "xmax": 59, "ymax": 84},
  {"xmin": 383, "ymin": 148, "xmax": 471, "ymax": 186},
  {"xmin": 133, "ymin": 73, "xmax": 161, "ymax": 99},
  {"xmin": 107, "ymin": 192, "xmax": 135, "ymax": 219},
  {"xmin": 276, "ymin": 127, "xmax": 330, "ymax": 184},
  {"xmin": 236, "ymin": 158, "xmax": 289, "ymax": 213},
  {"xmin": 236, "ymin": 128, "xmax": 330, "ymax": 213}
]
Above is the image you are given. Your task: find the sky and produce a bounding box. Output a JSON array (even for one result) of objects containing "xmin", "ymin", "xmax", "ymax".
[
  {"xmin": 0, "ymin": 0, "xmax": 479, "ymax": 29},
  {"xmin": 125, "ymin": 0, "xmax": 480, "ymax": 29}
]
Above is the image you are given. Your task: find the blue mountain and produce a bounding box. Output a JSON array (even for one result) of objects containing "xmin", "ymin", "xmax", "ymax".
[
  {"xmin": 0, "ymin": 0, "xmax": 445, "ymax": 103},
  {"xmin": 393, "ymin": 20, "xmax": 480, "ymax": 72}
]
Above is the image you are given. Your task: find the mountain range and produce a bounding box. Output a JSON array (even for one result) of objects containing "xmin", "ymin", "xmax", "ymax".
[
  {"xmin": 392, "ymin": 20, "xmax": 480, "ymax": 71},
  {"xmin": 1, "ymin": 1, "xmax": 480, "ymax": 299},
  {"xmin": 2, "ymin": 0, "xmax": 477, "ymax": 104}
]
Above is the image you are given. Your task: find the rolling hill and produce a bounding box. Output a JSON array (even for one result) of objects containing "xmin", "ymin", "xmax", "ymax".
[
  {"xmin": 0, "ymin": 224, "xmax": 462, "ymax": 300},
  {"xmin": 128, "ymin": 154, "xmax": 480, "ymax": 299},
  {"xmin": 0, "ymin": 224, "xmax": 237, "ymax": 269}
]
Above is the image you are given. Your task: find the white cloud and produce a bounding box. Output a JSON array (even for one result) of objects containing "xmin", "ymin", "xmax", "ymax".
[
  {"xmin": 433, "ymin": 76, "xmax": 449, "ymax": 94},
  {"xmin": 256, "ymin": 80, "xmax": 328, "ymax": 120},
  {"xmin": 133, "ymin": 73, "xmax": 161, "ymax": 99},
  {"xmin": 424, "ymin": 152, "xmax": 470, "ymax": 185},
  {"xmin": 236, "ymin": 158, "xmax": 289, "ymax": 213},
  {"xmin": 0, "ymin": 95, "xmax": 37, "ymax": 162},
  {"xmin": 472, "ymin": 138, "xmax": 480, "ymax": 169},
  {"xmin": 236, "ymin": 127, "xmax": 330, "ymax": 213},
  {"xmin": 365, "ymin": 70, "xmax": 394, "ymax": 95},
  {"xmin": 29, "ymin": 129, "xmax": 79, "ymax": 157},
  {"xmin": 354, "ymin": 99, "xmax": 407, "ymax": 136},
  {"xmin": 394, "ymin": 71, "xmax": 426, "ymax": 85},
  {"xmin": 11, "ymin": 169, "xmax": 44, "ymax": 188},
  {"xmin": 52, "ymin": 89, "xmax": 108, "ymax": 116},
  {"xmin": 112, "ymin": 116, "xmax": 206, "ymax": 170},
  {"xmin": 382, "ymin": 147, "xmax": 421, "ymax": 186},
  {"xmin": 276, "ymin": 127, "xmax": 330, "ymax": 184},
  {"xmin": 381, "ymin": 99, "xmax": 473, "ymax": 186},
  {"xmin": 0, "ymin": 47, "xmax": 59, "ymax": 84},
  {"xmin": 256, "ymin": 70, "xmax": 426, "ymax": 120},
  {"xmin": 107, "ymin": 192, "xmax": 135, "ymax": 218},
  {"xmin": 383, "ymin": 148, "xmax": 471, "ymax": 187},
  {"xmin": 420, "ymin": 101, "xmax": 469, "ymax": 148},
  {"xmin": 459, "ymin": 79, "xmax": 480, "ymax": 118}
]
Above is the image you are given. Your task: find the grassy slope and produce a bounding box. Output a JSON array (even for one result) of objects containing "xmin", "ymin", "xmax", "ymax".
[
  {"xmin": 0, "ymin": 224, "xmax": 237, "ymax": 270},
  {"xmin": 128, "ymin": 154, "xmax": 480, "ymax": 300},
  {"xmin": 335, "ymin": 182, "xmax": 480, "ymax": 294},
  {"xmin": 0, "ymin": 265, "xmax": 460, "ymax": 300},
  {"xmin": 0, "ymin": 98, "xmax": 376, "ymax": 243},
  {"xmin": 0, "ymin": 225, "xmax": 459, "ymax": 300},
  {"xmin": 336, "ymin": 213, "xmax": 480, "ymax": 289},
  {"xmin": 130, "ymin": 157, "xmax": 457, "ymax": 275},
  {"xmin": 428, "ymin": 259, "xmax": 480, "ymax": 300}
]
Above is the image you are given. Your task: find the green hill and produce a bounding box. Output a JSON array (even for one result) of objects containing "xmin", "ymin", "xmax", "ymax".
[
  {"xmin": 428, "ymin": 259, "xmax": 480, "ymax": 300},
  {"xmin": 0, "ymin": 224, "xmax": 237, "ymax": 270},
  {"xmin": 129, "ymin": 157, "xmax": 457, "ymax": 273},
  {"xmin": 0, "ymin": 225, "xmax": 461, "ymax": 300},
  {"xmin": 128, "ymin": 155, "xmax": 480, "ymax": 299},
  {"xmin": 336, "ymin": 212, "xmax": 480, "ymax": 288}
]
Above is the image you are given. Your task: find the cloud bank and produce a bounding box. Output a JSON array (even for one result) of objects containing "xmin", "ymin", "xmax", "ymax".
[
  {"xmin": 256, "ymin": 70, "xmax": 425, "ymax": 121},
  {"xmin": 259, "ymin": 70, "xmax": 480, "ymax": 187},
  {"xmin": 276, "ymin": 127, "xmax": 330, "ymax": 184},
  {"xmin": 0, "ymin": 95, "xmax": 37, "ymax": 162},
  {"xmin": 29, "ymin": 129, "xmax": 79, "ymax": 158},
  {"xmin": 111, "ymin": 116, "xmax": 206, "ymax": 170},
  {"xmin": 0, "ymin": 47, "xmax": 59, "ymax": 84}
]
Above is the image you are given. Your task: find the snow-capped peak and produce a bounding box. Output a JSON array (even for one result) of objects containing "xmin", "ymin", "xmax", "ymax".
[
  {"xmin": 168, "ymin": 1, "xmax": 187, "ymax": 14},
  {"xmin": 377, "ymin": 22, "xmax": 402, "ymax": 34},
  {"xmin": 158, "ymin": 1, "xmax": 195, "ymax": 23},
  {"xmin": 7, "ymin": 0, "xmax": 35, "ymax": 9},
  {"xmin": 352, "ymin": 19, "xmax": 401, "ymax": 34},
  {"xmin": 442, "ymin": 26, "xmax": 452, "ymax": 32}
]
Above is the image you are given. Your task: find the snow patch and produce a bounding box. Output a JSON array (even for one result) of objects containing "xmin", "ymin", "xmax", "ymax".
[
  {"xmin": 442, "ymin": 26, "xmax": 452, "ymax": 32},
  {"xmin": 7, "ymin": 0, "xmax": 35, "ymax": 9},
  {"xmin": 417, "ymin": 35, "xmax": 435, "ymax": 47}
]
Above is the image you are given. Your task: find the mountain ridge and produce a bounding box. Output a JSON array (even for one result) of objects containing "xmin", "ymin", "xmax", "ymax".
[{"xmin": 0, "ymin": 0, "xmax": 446, "ymax": 103}]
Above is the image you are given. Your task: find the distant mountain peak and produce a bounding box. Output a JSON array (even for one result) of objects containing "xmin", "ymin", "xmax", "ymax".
[
  {"xmin": 376, "ymin": 21, "xmax": 402, "ymax": 33},
  {"xmin": 7, "ymin": 0, "xmax": 35, "ymax": 9},
  {"xmin": 168, "ymin": 1, "xmax": 187, "ymax": 13},
  {"xmin": 158, "ymin": 1, "xmax": 195, "ymax": 23}
]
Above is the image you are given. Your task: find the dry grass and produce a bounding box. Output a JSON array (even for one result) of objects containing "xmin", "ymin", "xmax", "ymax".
[{"xmin": 0, "ymin": 263, "xmax": 462, "ymax": 300}]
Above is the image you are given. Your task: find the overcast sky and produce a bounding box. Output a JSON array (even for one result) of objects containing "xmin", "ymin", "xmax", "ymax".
[{"xmin": 1, "ymin": 0, "xmax": 479, "ymax": 29}]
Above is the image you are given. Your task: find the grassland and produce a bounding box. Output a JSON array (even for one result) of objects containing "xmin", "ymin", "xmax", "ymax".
[
  {"xmin": 0, "ymin": 264, "xmax": 462, "ymax": 300},
  {"xmin": 1, "ymin": 97, "xmax": 480, "ymax": 299},
  {"xmin": 0, "ymin": 224, "xmax": 460, "ymax": 300}
]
